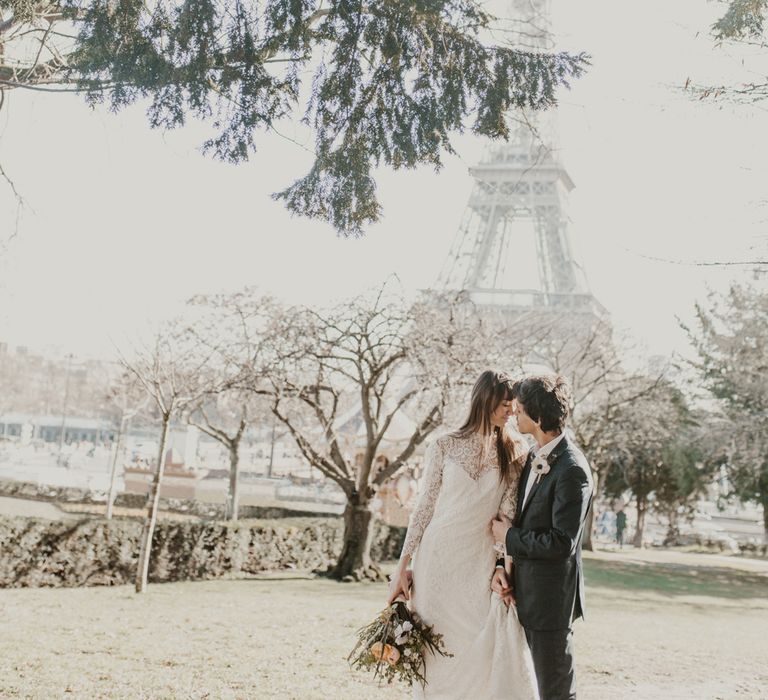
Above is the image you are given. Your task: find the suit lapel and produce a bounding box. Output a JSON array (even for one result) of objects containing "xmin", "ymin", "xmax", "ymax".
[
  {"xmin": 548, "ymin": 434, "xmax": 570, "ymax": 465},
  {"xmin": 519, "ymin": 434, "xmax": 571, "ymax": 520}
]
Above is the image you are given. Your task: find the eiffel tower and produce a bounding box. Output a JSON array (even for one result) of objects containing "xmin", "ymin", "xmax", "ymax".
[{"xmin": 435, "ymin": 0, "xmax": 605, "ymax": 321}]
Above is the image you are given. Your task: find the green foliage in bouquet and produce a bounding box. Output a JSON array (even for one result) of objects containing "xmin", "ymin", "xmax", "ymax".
[{"xmin": 348, "ymin": 599, "xmax": 452, "ymax": 688}]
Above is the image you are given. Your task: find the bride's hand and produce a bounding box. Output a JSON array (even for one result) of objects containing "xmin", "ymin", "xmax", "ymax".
[
  {"xmin": 491, "ymin": 568, "xmax": 515, "ymax": 608},
  {"xmin": 387, "ymin": 568, "xmax": 413, "ymax": 604}
]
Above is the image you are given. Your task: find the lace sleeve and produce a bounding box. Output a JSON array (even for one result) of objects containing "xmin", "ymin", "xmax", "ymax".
[
  {"xmin": 499, "ymin": 449, "xmax": 530, "ymax": 521},
  {"xmin": 499, "ymin": 474, "xmax": 519, "ymax": 521},
  {"xmin": 400, "ymin": 438, "xmax": 446, "ymax": 559}
]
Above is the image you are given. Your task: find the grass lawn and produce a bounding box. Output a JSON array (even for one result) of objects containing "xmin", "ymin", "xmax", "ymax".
[{"xmin": 0, "ymin": 549, "xmax": 766, "ymax": 699}]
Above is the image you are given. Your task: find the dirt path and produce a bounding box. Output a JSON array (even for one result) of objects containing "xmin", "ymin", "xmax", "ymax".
[{"xmin": 0, "ymin": 496, "xmax": 79, "ymax": 521}]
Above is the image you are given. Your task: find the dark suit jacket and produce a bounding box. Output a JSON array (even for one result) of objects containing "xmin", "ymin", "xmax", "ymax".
[{"xmin": 505, "ymin": 434, "xmax": 593, "ymax": 632}]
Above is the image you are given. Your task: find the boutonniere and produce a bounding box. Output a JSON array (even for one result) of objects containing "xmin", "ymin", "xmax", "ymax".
[{"xmin": 531, "ymin": 453, "xmax": 554, "ymax": 484}]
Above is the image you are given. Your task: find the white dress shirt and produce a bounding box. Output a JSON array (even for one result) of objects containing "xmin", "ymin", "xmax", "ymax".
[{"xmin": 521, "ymin": 431, "xmax": 566, "ymax": 508}]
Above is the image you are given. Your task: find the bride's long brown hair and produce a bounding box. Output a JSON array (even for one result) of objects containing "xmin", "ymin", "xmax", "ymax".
[{"xmin": 451, "ymin": 370, "xmax": 526, "ymax": 484}]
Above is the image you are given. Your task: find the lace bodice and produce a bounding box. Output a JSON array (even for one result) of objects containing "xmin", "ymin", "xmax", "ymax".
[{"xmin": 400, "ymin": 433, "xmax": 520, "ymax": 559}]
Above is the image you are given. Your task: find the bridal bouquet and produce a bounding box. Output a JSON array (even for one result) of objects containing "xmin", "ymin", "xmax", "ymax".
[{"xmin": 348, "ymin": 599, "xmax": 452, "ymax": 688}]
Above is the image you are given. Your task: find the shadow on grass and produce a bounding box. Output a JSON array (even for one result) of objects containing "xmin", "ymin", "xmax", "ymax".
[{"xmin": 585, "ymin": 557, "xmax": 768, "ymax": 600}]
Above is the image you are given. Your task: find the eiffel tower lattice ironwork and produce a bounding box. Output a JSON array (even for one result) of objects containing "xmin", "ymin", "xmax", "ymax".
[{"xmin": 435, "ymin": 1, "xmax": 605, "ymax": 319}]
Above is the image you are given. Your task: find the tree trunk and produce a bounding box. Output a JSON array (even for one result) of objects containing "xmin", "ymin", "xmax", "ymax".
[
  {"xmin": 226, "ymin": 442, "xmax": 240, "ymax": 521},
  {"xmin": 135, "ymin": 415, "xmax": 170, "ymax": 593},
  {"xmin": 331, "ymin": 499, "xmax": 380, "ymax": 581},
  {"xmin": 267, "ymin": 419, "xmax": 276, "ymax": 479},
  {"xmin": 581, "ymin": 468, "xmax": 602, "ymax": 551},
  {"xmin": 633, "ymin": 496, "xmax": 646, "ymax": 548},
  {"xmin": 664, "ymin": 508, "xmax": 680, "ymax": 546},
  {"xmin": 762, "ymin": 493, "xmax": 768, "ymax": 544},
  {"xmin": 57, "ymin": 354, "xmax": 72, "ymax": 467},
  {"xmin": 106, "ymin": 414, "xmax": 127, "ymax": 520}
]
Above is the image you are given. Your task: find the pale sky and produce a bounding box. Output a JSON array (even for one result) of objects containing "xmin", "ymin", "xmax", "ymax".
[{"xmin": 0, "ymin": 0, "xmax": 766, "ymax": 361}]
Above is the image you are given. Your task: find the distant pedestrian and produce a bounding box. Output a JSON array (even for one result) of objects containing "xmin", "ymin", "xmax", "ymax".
[{"xmin": 616, "ymin": 509, "xmax": 627, "ymax": 548}]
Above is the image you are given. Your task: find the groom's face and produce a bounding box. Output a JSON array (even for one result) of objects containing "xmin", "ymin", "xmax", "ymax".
[{"xmin": 512, "ymin": 399, "xmax": 537, "ymax": 435}]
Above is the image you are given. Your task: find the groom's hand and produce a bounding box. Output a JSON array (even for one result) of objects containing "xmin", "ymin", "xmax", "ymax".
[{"xmin": 490, "ymin": 514, "xmax": 512, "ymax": 543}]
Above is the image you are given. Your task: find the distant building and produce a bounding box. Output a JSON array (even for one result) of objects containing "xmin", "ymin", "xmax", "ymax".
[{"xmin": 0, "ymin": 413, "xmax": 116, "ymax": 443}]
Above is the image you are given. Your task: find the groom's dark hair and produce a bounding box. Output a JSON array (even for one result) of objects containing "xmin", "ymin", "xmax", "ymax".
[{"xmin": 513, "ymin": 375, "xmax": 572, "ymax": 433}]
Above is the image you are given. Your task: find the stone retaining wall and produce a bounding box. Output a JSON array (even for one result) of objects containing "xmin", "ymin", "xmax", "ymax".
[{"xmin": 0, "ymin": 515, "xmax": 406, "ymax": 588}]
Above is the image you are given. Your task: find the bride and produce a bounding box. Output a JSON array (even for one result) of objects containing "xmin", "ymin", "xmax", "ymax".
[{"xmin": 387, "ymin": 370, "xmax": 539, "ymax": 700}]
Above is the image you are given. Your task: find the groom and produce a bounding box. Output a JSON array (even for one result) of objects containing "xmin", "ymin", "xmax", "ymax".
[{"xmin": 490, "ymin": 375, "xmax": 593, "ymax": 700}]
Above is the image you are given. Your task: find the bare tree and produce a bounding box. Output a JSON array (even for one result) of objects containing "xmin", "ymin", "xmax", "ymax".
[
  {"xmin": 521, "ymin": 315, "xmax": 667, "ymax": 549},
  {"xmin": 103, "ymin": 369, "xmax": 146, "ymax": 519},
  {"xmin": 120, "ymin": 323, "xmax": 220, "ymax": 593},
  {"xmin": 234, "ymin": 284, "xmax": 489, "ymax": 580},
  {"xmin": 184, "ymin": 291, "xmax": 280, "ymax": 520},
  {"xmin": 187, "ymin": 389, "xmax": 264, "ymax": 521}
]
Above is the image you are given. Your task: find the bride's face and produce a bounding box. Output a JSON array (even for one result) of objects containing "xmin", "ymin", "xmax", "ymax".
[{"xmin": 490, "ymin": 399, "xmax": 514, "ymax": 429}]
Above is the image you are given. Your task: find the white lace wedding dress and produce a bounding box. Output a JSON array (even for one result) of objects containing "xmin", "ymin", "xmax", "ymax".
[{"xmin": 401, "ymin": 433, "xmax": 539, "ymax": 700}]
